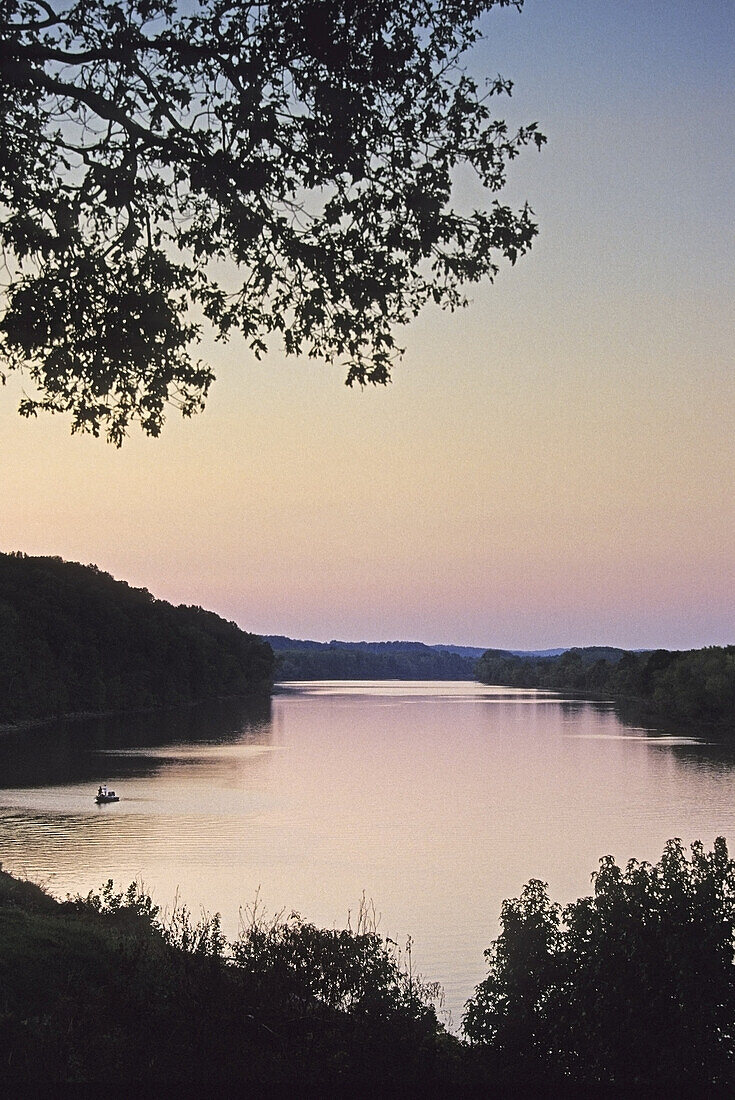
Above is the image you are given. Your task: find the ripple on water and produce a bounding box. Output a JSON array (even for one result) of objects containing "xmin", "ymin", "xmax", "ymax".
[{"xmin": 2, "ymin": 683, "xmax": 735, "ymax": 1031}]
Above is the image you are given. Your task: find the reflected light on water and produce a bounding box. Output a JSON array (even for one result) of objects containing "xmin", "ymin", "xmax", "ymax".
[{"xmin": 1, "ymin": 682, "xmax": 734, "ymax": 1029}]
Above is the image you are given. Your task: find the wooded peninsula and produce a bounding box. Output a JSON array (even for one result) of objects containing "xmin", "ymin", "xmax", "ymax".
[{"xmin": 476, "ymin": 645, "xmax": 735, "ymax": 726}]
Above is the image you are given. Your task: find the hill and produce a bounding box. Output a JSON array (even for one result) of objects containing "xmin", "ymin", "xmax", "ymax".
[
  {"xmin": 0, "ymin": 867, "xmax": 464, "ymax": 1088},
  {"xmin": 0, "ymin": 553, "xmax": 274, "ymax": 724},
  {"xmin": 264, "ymin": 636, "xmax": 478, "ymax": 680}
]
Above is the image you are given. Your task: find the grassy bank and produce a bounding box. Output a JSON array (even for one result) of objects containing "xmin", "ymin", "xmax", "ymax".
[{"xmin": 0, "ymin": 868, "xmax": 468, "ymax": 1088}]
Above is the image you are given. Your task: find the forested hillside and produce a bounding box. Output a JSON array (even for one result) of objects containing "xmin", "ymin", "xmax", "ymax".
[
  {"xmin": 265, "ymin": 637, "xmax": 477, "ymax": 680},
  {"xmin": 476, "ymin": 645, "xmax": 735, "ymax": 724},
  {"xmin": 0, "ymin": 554, "xmax": 273, "ymax": 723}
]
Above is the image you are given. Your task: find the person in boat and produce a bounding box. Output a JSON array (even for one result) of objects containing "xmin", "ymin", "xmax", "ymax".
[{"xmin": 98, "ymin": 785, "xmax": 103, "ymax": 797}]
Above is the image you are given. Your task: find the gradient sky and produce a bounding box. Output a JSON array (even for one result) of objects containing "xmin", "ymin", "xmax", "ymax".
[{"xmin": 2, "ymin": 0, "xmax": 734, "ymax": 650}]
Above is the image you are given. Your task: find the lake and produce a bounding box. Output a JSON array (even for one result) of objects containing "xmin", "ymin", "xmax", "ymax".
[{"xmin": 1, "ymin": 680, "xmax": 734, "ymax": 1028}]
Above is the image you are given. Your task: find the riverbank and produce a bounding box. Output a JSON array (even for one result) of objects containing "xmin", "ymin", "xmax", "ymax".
[
  {"xmin": 0, "ymin": 691, "xmax": 273, "ymax": 738},
  {"xmin": 0, "ymin": 866, "xmax": 473, "ymax": 1089},
  {"xmin": 4, "ymin": 836, "xmax": 735, "ymax": 1091},
  {"xmin": 476, "ymin": 645, "xmax": 735, "ymax": 729}
]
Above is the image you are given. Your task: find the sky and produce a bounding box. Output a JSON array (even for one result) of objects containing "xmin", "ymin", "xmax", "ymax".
[{"xmin": 2, "ymin": 0, "xmax": 734, "ymax": 651}]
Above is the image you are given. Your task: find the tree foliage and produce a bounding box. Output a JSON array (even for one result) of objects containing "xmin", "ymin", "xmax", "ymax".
[
  {"xmin": 1, "ymin": 868, "xmax": 453, "ymax": 1086},
  {"xmin": 269, "ymin": 636, "xmax": 478, "ymax": 680},
  {"xmin": 5, "ymin": 843, "xmax": 735, "ymax": 1087},
  {"xmin": 464, "ymin": 838, "xmax": 735, "ymax": 1089},
  {"xmin": 0, "ymin": 0, "xmax": 544, "ymax": 442},
  {"xmin": 476, "ymin": 644, "xmax": 735, "ymax": 724},
  {"xmin": 0, "ymin": 551, "xmax": 274, "ymax": 721}
]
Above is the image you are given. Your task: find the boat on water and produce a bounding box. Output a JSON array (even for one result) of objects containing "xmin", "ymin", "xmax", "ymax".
[{"xmin": 95, "ymin": 784, "xmax": 119, "ymax": 804}]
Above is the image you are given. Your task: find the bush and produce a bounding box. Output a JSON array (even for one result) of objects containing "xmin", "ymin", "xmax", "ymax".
[{"xmin": 464, "ymin": 837, "xmax": 735, "ymax": 1089}]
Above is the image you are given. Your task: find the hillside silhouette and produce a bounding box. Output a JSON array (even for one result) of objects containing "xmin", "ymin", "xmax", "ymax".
[{"xmin": 0, "ymin": 553, "xmax": 273, "ymax": 724}]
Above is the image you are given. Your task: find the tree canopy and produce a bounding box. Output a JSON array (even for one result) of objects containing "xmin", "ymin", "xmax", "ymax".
[
  {"xmin": 476, "ymin": 644, "xmax": 735, "ymax": 725},
  {"xmin": 0, "ymin": 0, "xmax": 544, "ymax": 442},
  {"xmin": 464, "ymin": 837, "xmax": 735, "ymax": 1090},
  {"xmin": 267, "ymin": 635, "xmax": 478, "ymax": 679},
  {"xmin": 0, "ymin": 551, "xmax": 274, "ymax": 720}
]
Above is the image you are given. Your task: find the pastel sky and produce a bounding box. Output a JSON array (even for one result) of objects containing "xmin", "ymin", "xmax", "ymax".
[{"xmin": 2, "ymin": 0, "xmax": 733, "ymax": 650}]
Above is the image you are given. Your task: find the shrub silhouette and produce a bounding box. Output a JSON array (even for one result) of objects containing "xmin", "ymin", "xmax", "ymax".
[{"xmin": 464, "ymin": 837, "xmax": 735, "ymax": 1089}]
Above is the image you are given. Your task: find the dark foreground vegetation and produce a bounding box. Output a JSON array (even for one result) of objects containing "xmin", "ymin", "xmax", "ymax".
[
  {"xmin": 3, "ymin": 838, "xmax": 735, "ymax": 1089},
  {"xmin": 267, "ymin": 636, "xmax": 478, "ymax": 680},
  {"xmin": 465, "ymin": 836, "xmax": 735, "ymax": 1092},
  {"xmin": 0, "ymin": 870, "xmax": 463, "ymax": 1089},
  {"xmin": 477, "ymin": 644, "xmax": 735, "ymax": 725},
  {"xmin": 0, "ymin": 553, "xmax": 274, "ymax": 724}
]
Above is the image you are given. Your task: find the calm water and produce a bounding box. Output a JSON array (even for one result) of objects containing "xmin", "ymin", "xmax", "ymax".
[{"xmin": 2, "ymin": 681, "xmax": 735, "ymax": 1027}]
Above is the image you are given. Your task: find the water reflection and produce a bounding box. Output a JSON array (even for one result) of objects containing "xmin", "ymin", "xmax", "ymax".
[
  {"xmin": 1, "ymin": 682, "xmax": 734, "ymax": 1031},
  {"xmin": 0, "ymin": 696, "xmax": 272, "ymax": 788}
]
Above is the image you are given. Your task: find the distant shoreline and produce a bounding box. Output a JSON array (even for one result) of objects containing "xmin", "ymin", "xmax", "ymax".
[{"xmin": 476, "ymin": 645, "xmax": 735, "ymax": 733}]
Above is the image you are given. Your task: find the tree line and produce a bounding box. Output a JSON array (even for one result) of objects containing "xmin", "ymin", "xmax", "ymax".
[
  {"xmin": 476, "ymin": 644, "xmax": 735, "ymax": 724},
  {"xmin": 0, "ymin": 553, "xmax": 273, "ymax": 723},
  {"xmin": 267, "ymin": 636, "xmax": 477, "ymax": 681}
]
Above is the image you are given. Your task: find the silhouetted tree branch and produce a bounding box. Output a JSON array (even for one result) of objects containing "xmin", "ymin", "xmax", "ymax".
[{"xmin": 0, "ymin": 0, "xmax": 544, "ymax": 442}]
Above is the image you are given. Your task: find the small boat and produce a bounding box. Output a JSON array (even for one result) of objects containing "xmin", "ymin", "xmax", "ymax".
[{"xmin": 95, "ymin": 784, "xmax": 119, "ymax": 804}]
